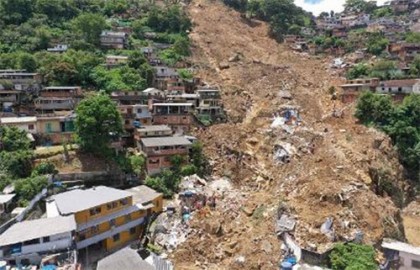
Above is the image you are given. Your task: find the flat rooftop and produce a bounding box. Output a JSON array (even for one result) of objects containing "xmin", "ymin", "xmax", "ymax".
[
  {"xmin": 141, "ymin": 136, "xmax": 192, "ymax": 148},
  {"xmin": 153, "ymin": 103, "xmax": 193, "ymax": 106},
  {"xmin": 127, "ymin": 185, "xmax": 162, "ymax": 205},
  {"xmin": 137, "ymin": 125, "xmax": 172, "ymax": 133},
  {"xmin": 0, "ymin": 215, "xmax": 76, "ymax": 246},
  {"xmin": 51, "ymin": 186, "xmax": 133, "ymax": 215},
  {"xmin": 0, "ymin": 116, "xmax": 37, "ymax": 124}
]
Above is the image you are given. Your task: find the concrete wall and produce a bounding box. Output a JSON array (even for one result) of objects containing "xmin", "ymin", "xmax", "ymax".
[{"xmin": 399, "ymin": 251, "xmax": 420, "ymax": 270}]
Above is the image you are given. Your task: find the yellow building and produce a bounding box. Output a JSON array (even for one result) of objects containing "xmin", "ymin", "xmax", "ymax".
[{"xmin": 46, "ymin": 186, "xmax": 162, "ymax": 251}]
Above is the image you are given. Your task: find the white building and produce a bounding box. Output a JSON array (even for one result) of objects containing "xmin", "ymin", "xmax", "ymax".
[
  {"xmin": 0, "ymin": 117, "xmax": 37, "ymax": 134},
  {"xmin": 376, "ymin": 79, "xmax": 420, "ymax": 95},
  {"xmin": 0, "ymin": 215, "xmax": 76, "ymax": 265},
  {"xmin": 382, "ymin": 239, "xmax": 420, "ymax": 270}
]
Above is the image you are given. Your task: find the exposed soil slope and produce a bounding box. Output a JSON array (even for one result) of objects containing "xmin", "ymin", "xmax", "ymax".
[{"xmin": 171, "ymin": 1, "xmax": 407, "ymax": 269}]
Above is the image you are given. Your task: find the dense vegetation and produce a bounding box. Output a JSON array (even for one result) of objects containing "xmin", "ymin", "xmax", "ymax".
[
  {"xmin": 0, "ymin": 0, "xmax": 191, "ymax": 91},
  {"xmin": 0, "ymin": 126, "xmax": 50, "ymax": 205},
  {"xmin": 223, "ymin": 0, "xmax": 312, "ymax": 41},
  {"xmin": 329, "ymin": 243, "xmax": 377, "ymax": 270},
  {"xmin": 356, "ymin": 92, "xmax": 420, "ymax": 182}
]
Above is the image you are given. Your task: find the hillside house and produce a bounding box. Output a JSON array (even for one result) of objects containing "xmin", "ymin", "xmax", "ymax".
[
  {"xmin": 0, "ymin": 216, "xmax": 76, "ymax": 265},
  {"xmin": 0, "ymin": 116, "xmax": 37, "ymax": 134},
  {"xmin": 340, "ymin": 78, "xmax": 380, "ymax": 103},
  {"xmin": 47, "ymin": 44, "xmax": 68, "ymax": 53},
  {"xmin": 0, "ymin": 71, "xmax": 42, "ymax": 92},
  {"xmin": 0, "ymin": 90, "xmax": 19, "ymax": 112},
  {"xmin": 40, "ymin": 86, "xmax": 82, "ymax": 99},
  {"xmin": 106, "ymin": 55, "xmax": 129, "ymax": 68},
  {"xmin": 100, "ymin": 31, "xmax": 128, "ymax": 49},
  {"xmin": 153, "ymin": 66, "xmax": 179, "ymax": 90},
  {"xmin": 196, "ymin": 89, "xmax": 225, "ymax": 122},
  {"xmin": 36, "ymin": 112, "xmax": 76, "ymax": 145},
  {"xmin": 139, "ymin": 136, "xmax": 192, "ymax": 175},
  {"xmin": 388, "ymin": 43, "xmax": 420, "ymax": 62},
  {"xmin": 134, "ymin": 125, "xmax": 173, "ymax": 142},
  {"xmin": 382, "ymin": 239, "xmax": 420, "ymax": 270},
  {"xmin": 111, "ymin": 91, "xmax": 150, "ymax": 106},
  {"xmin": 97, "ymin": 247, "xmax": 154, "ymax": 270},
  {"xmin": 152, "ymin": 103, "xmax": 194, "ymax": 132},
  {"xmin": 166, "ymin": 93, "xmax": 199, "ymax": 107},
  {"xmin": 390, "ymin": 0, "xmax": 411, "ymax": 13},
  {"xmin": 332, "ymin": 26, "xmax": 348, "ymax": 38},
  {"xmin": 46, "ymin": 186, "xmax": 162, "ymax": 252},
  {"xmin": 376, "ymin": 79, "xmax": 420, "ymax": 100},
  {"xmin": 118, "ymin": 104, "xmax": 152, "ymax": 131},
  {"xmin": 34, "ymin": 97, "xmax": 75, "ymax": 112}
]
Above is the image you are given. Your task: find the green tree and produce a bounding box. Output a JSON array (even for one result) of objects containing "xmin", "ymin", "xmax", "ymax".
[
  {"xmin": 366, "ymin": 34, "xmax": 389, "ymax": 56},
  {"xmin": 330, "ymin": 243, "xmax": 377, "ymax": 270},
  {"xmin": 190, "ymin": 142, "xmax": 210, "ymax": 176},
  {"xmin": 0, "ymin": 126, "xmax": 31, "ymax": 152},
  {"xmin": 347, "ymin": 63, "xmax": 370, "ymax": 79},
  {"xmin": 0, "ymin": 0, "xmax": 33, "ymax": 24},
  {"xmin": 344, "ymin": 0, "xmax": 377, "ymax": 14},
  {"xmin": 75, "ymin": 93, "xmax": 123, "ymax": 154},
  {"xmin": 369, "ymin": 60, "xmax": 402, "ymax": 80},
  {"xmin": 71, "ymin": 12, "xmax": 107, "ymax": 46},
  {"xmin": 405, "ymin": 32, "xmax": 420, "ymax": 43},
  {"xmin": 409, "ymin": 55, "xmax": 420, "ymax": 77},
  {"xmin": 14, "ymin": 176, "xmax": 49, "ymax": 205},
  {"xmin": 355, "ymin": 91, "xmax": 394, "ymax": 125},
  {"xmin": 18, "ymin": 53, "xmax": 37, "ymax": 72}
]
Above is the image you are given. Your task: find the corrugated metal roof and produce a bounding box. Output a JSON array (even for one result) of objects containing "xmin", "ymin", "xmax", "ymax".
[
  {"xmin": 97, "ymin": 248, "xmax": 154, "ymax": 270},
  {"xmin": 52, "ymin": 186, "xmax": 133, "ymax": 215},
  {"xmin": 141, "ymin": 136, "xmax": 192, "ymax": 148},
  {"xmin": 0, "ymin": 215, "xmax": 76, "ymax": 246}
]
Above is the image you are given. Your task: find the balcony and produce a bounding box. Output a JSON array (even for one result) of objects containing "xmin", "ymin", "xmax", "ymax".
[{"xmin": 76, "ymin": 217, "xmax": 145, "ymax": 249}]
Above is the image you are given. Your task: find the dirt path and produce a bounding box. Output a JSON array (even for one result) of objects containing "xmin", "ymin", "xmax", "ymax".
[{"xmin": 170, "ymin": 1, "xmax": 407, "ymax": 269}]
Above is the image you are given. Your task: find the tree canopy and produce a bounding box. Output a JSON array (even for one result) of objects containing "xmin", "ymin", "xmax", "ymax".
[
  {"xmin": 75, "ymin": 93, "xmax": 123, "ymax": 154},
  {"xmin": 330, "ymin": 243, "xmax": 377, "ymax": 270}
]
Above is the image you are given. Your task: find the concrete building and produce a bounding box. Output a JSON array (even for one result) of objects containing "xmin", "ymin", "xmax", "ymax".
[
  {"xmin": 139, "ymin": 136, "xmax": 192, "ymax": 175},
  {"xmin": 106, "ymin": 55, "xmax": 129, "ymax": 68},
  {"xmin": 36, "ymin": 112, "xmax": 76, "ymax": 145},
  {"xmin": 382, "ymin": 239, "xmax": 420, "ymax": 270},
  {"xmin": 376, "ymin": 79, "xmax": 420, "ymax": 95},
  {"xmin": 196, "ymin": 89, "xmax": 225, "ymax": 122},
  {"xmin": 100, "ymin": 31, "xmax": 128, "ymax": 49},
  {"xmin": 47, "ymin": 44, "xmax": 68, "ymax": 53},
  {"xmin": 134, "ymin": 125, "xmax": 173, "ymax": 142},
  {"xmin": 0, "ymin": 116, "xmax": 37, "ymax": 134},
  {"xmin": 0, "ymin": 216, "xmax": 76, "ymax": 265},
  {"xmin": 152, "ymin": 103, "xmax": 194, "ymax": 132},
  {"xmin": 118, "ymin": 104, "xmax": 152, "ymax": 131},
  {"xmin": 340, "ymin": 78, "xmax": 380, "ymax": 103},
  {"xmin": 46, "ymin": 186, "xmax": 162, "ymax": 252},
  {"xmin": 0, "ymin": 71, "xmax": 42, "ymax": 92}
]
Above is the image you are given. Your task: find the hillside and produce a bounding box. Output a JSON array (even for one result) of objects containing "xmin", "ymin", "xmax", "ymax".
[{"xmin": 170, "ymin": 1, "xmax": 409, "ymax": 269}]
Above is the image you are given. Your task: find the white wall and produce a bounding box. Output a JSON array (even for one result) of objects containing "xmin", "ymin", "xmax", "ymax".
[
  {"xmin": 22, "ymin": 232, "xmax": 73, "ymax": 254},
  {"xmin": 3, "ymin": 123, "xmax": 37, "ymax": 134},
  {"xmin": 400, "ymin": 251, "xmax": 420, "ymax": 270},
  {"xmin": 46, "ymin": 200, "xmax": 60, "ymax": 218}
]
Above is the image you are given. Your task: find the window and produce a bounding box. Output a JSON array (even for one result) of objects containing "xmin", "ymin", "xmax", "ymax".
[
  {"xmin": 107, "ymin": 203, "xmax": 112, "ymax": 210},
  {"xmin": 137, "ymin": 108, "xmax": 142, "ymax": 113},
  {"xmin": 120, "ymin": 198, "xmax": 128, "ymax": 206},
  {"xmin": 112, "ymin": 201, "xmax": 118, "ymax": 208},
  {"xmin": 130, "ymin": 227, "xmax": 136, "ymax": 235},
  {"xmin": 125, "ymin": 120, "xmax": 130, "ymax": 125},
  {"xmin": 23, "ymin": 239, "xmax": 40, "ymax": 245},
  {"xmin": 42, "ymin": 236, "xmax": 50, "ymax": 243},
  {"xmin": 89, "ymin": 207, "xmax": 101, "ymax": 216},
  {"xmin": 113, "ymin": 233, "xmax": 120, "ymax": 242},
  {"xmin": 412, "ymin": 260, "xmax": 420, "ymax": 269},
  {"xmin": 149, "ymin": 159, "xmax": 159, "ymax": 164},
  {"xmin": 109, "ymin": 219, "xmax": 116, "ymax": 227},
  {"xmin": 45, "ymin": 122, "xmax": 53, "ymax": 133},
  {"xmin": 28, "ymin": 124, "xmax": 34, "ymax": 130},
  {"xmin": 91, "ymin": 225, "xmax": 99, "ymax": 234},
  {"xmin": 398, "ymin": 87, "xmax": 402, "ymax": 92},
  {"xmin": 125, "ymin": 214, "xmax": 132, "ymax": 222},
  {"xmin": 389, "ymin": 88, "xmax": 392, "ymax": 92},
  {"xmin": 382, "ymin": 87, "xmax": 385, "ymax": 91}
]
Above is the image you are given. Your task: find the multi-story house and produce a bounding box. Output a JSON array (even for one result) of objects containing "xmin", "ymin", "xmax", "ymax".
[
  {"xmin": 152, "ymin": 103, "xmax": 194, "ymax": 132},
  {"xmin": 153, "ymin": 66, "xmax": 179, "ymax": 90},
  {"xmin": 0, "ymin": 71, "xmax": 42, "ymax": 92},
  {"xmin": 166, "ymin": 93, "xmax": 199, "ymax": 107},
  {"xmin": 0, "ymin": 90, "xmax": 20, "ymax": 112},
  {"xmin": 46, "ymin": 186, "xmax": 162, "ymax": 252},
  {"xmin": 118, "ymin": 104, "xmax": 152, "ymax": 131},
  {"xmin": 388, "ymin": 42, "xmax": 420, "ymax": 63},
  {"xmin": 111, "ymin": 91, "xmax": 150, "ymax": 106},
  {"xmin": 134, "ymin": 125, "xmax": 173, "ymax": 142},
  {"xmin": 196, "ymin": 89, "xmax": 225, "ymax": 122},
  {"xmin": 100, "ymin": 31, "xmax": 128, "ymax": 49},
  {"xmin": 340, "ymin": 78, "xmax": 380, "ymax": 103},
  {"xmin": 34, "ymin": 97, "xmax": 75, "ymax": 113},
  {"xmin": 139, "ymin": 136, "xmax": 192, "ymax": 175},
  {"xmin": 40, "ymin": 86, "xmax": 82, "ymax": 99},
  {"xmin": 382, "ymin": 239, "xmax": 420, "ymax": 270},
  {"xmin": 0, "ymin": 216, "xmax": 76, "ymax": 265},
  {"xmin": 106, "ymin": 55, "xmax": 129, "ymax": 68}
]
